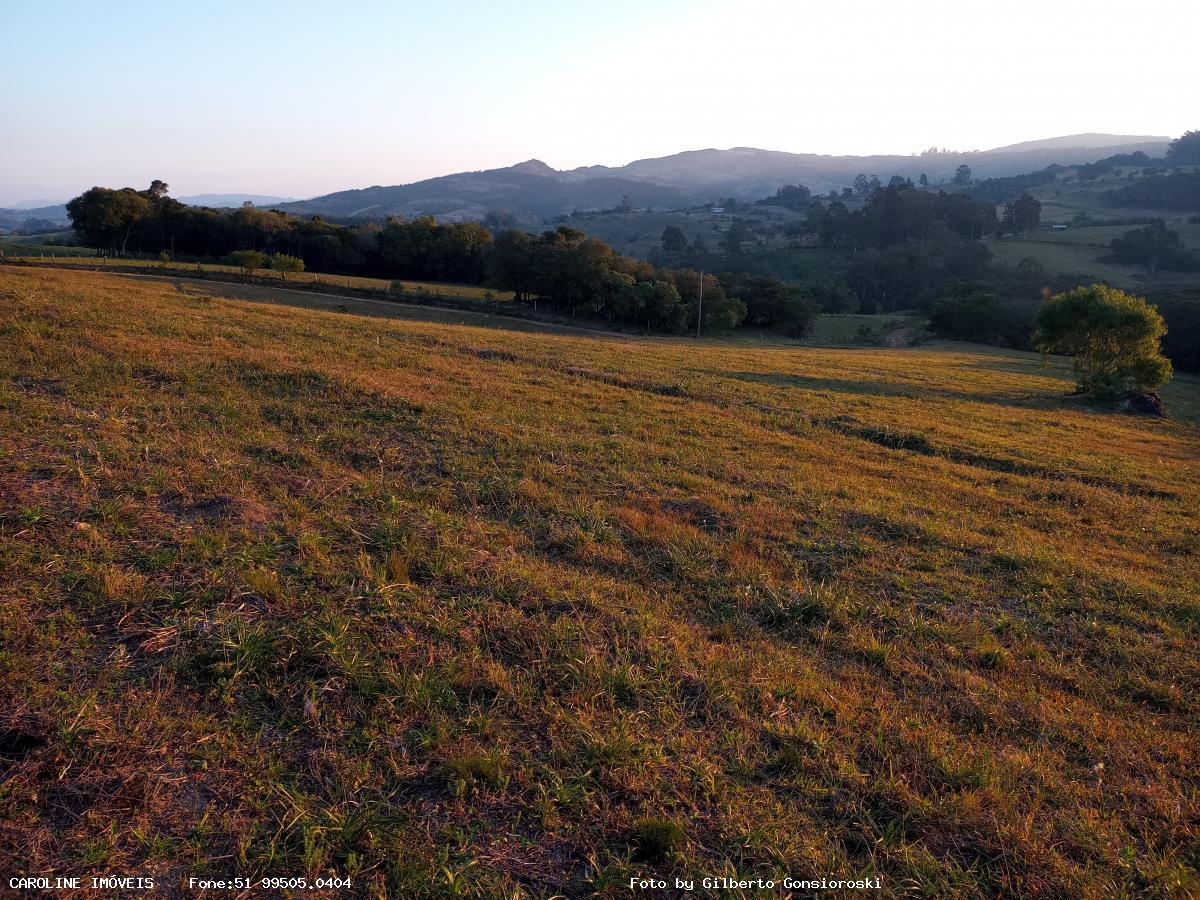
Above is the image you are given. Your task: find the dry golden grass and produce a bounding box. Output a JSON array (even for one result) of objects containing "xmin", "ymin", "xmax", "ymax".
[
  {"xmin": 6, "ymin": 256, "xmax": 514, "ymax": 300},
  {"xmin": 1, "ymin": 266, "xmax": 1197, "ymax": 896}
]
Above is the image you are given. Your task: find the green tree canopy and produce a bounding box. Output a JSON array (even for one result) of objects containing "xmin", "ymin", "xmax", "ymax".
[
  {"xmin": 1109, "ymin": 223, "xmax": 1195, "ymax": 273},
  {"xmin": 1033, "ymin": 284, "xmax": 1172, "ymax": 398},
  {"xmin": 65, "ymin": 186, "xmax": 152, "ymax": 254},
  {"xmin": 660, "ymin": 225, "xmax": 687, "ymax": 254},
  {"xmin": 1165, "ymin": 130, "xmax": 1200, "ymax": 165},
  {"xmin": 229, "ymin": 249, "xmax": 267, "ymax": 272},
  {"xmin": 269, "ymin": 253, "xmax": 305, "ymax": 279}
]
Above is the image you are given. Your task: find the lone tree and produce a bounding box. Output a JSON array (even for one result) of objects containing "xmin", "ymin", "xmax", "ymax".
[
  {"xmin": 270, "ymin": 253, "xmax": 304, "ymax": 280},
  {"xmin": 953, "ymin": 164, "xmax": 972, "ymax": 186},
  {"xmin": 660, "ymin": 225, "xmax": 687, "ymax": 254},
  {"xmin": 999, "ymin": 193, "xmax": 1042, "ymax": 236},
  {"xmin": 1033, "ymin": 284, "xmax": 1172, "ymax": 399},
  {"xmin": 229, "ymin": 249, "xmax": 266, "ymax": 274}
]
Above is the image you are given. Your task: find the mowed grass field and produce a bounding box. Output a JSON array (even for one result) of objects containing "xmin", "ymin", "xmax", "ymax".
[{"xmin": 1, "ymin": 267, "xmax": 1198, "ymax": 896}]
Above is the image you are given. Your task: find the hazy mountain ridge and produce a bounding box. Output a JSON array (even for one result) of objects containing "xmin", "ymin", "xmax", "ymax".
[
  {"xmin": 177, "ymin": 194, "xmax": 299, "ymax": 207},
  {"xmin": 0, "ymin": 204, "xmax": 71, "ymax": 231},
  {"xmin": 988, "ymin": 133, "xmax": 1169, "ymax": 153},
  {"xmin": 279, "ymin": 135, "xmax": 1170, "ymax": 222},
  {"xmin": 276, "ymin": 162, "xmax": 694, "ymax": 221},
  {"xmin": 2, "ymin": 134, "xmax": 1174, "ymax": 233}
]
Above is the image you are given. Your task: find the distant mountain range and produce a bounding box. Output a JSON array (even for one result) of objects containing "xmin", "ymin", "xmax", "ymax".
[
  {"xmin": 0, "ymin": 204, "xmax": 71, "ymax": 231},
  {"xmin": 277, "ymin": 134, "xmax": 1170, "ymax": 223},
  {"xmin": 0, "ymin": 134, "xmax": 1174, "ymax": 234},
  {"xmin": 177, "ymin": 194, "xmax": 299, "ymax": 208}
]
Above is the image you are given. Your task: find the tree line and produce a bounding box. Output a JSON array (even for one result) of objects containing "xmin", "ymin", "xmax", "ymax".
[{"xmin": 66, "ymin": 183, "xmax": 827, "ymax": 336}]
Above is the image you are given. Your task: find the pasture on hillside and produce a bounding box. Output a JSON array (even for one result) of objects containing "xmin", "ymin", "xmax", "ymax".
[
  {"xmin": 0, "ymin": 254, "xmax": 514, "ymax": 302},
  {"xmin": 1, "ymin": 267, "xmax": 1197, "ymax": 896},
  {"xmin": 988, "ymin": 221, "xmax": 1200, "ymax": 291}
]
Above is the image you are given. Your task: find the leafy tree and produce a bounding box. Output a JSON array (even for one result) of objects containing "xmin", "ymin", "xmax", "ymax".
[
  {"xmin": 853, "ymin": 174, "xmax": 871, "ymax": 197},
  {"xmin": 919, "ymin": 173, "xmax": 929, "ymax": 188},
  {"xmin": 999, "ymin": 193, "xmax": 1041, "ymax": 236},
  {"xmin": 718, "ymin": 273, "xmax": 814, "ymax": 336},
  {"xmin": 660, "ymin": 225, "xmax": 687, "ymax": 254},
  {"xmin": 762, "ymin": 184, "xmax": 812, "ymax": 211},
  {"xmin": 65, "ymin": 186, "xmax": 152, "ymax": 255},
  {"xmin": 229, "ymin": 249, "xmax": 267, "ymax": 273},
  {"xmin": 1033, "ymin": 284, "xmax": 1172, "ymax": 398},
  {"xmin": 270, "ymin": 253, "xmax": 305, "ymax": 280},
  {"xmin": 1012, "ymin": 194, "xmax": 1041, "ymax": 233},
  {"xmin": 1165, "ymin": 130, "xmax": 1200, "ymax": 165},
  {"xmin": 953, "ymin": 164, "xmax": 972, "ymax": 186}
]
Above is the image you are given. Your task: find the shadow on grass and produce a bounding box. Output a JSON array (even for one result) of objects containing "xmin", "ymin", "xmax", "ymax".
[{"xmin": 710, "ymin": 369, "xmax": 1068, "ymax": 413}]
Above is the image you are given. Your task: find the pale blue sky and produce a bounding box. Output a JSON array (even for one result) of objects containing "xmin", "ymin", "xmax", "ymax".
[{"xmin": 2, "ymin": 0, "xmax": 1198, "ymax": 206}]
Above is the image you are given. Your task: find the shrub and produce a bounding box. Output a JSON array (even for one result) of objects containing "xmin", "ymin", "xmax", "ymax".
[
  {"xmin": 1033, "ymin": 284, "xmax": 1172, "ymax": 399},
  {"xmin": 443, "ymin": 751, "xmax": 505, "ymax": 792},
  {"xmin": 229, "ymin": 250, "xmax": 266, "ymax": 273},
  {"xmin": 853, "ymin": 323, "xmax": 879, "ymax": 344},
  {"xmin": 629, "ymin": 817, "xmax": 686, "ymax": 863},
  {"xmin": 269, "ymin": 253, "xmax": 305, "ymax": 280}
]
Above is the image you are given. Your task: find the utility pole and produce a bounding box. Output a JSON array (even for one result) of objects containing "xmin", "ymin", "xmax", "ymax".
[{"xmin": 696, "ymin": 268, "xmax": 703, "ymax": 338}]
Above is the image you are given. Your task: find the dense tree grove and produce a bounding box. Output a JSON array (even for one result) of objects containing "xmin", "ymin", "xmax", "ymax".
[
  {"xmin": 1108, "ymin": 223, "xmax": 1196, "ymax": 273},
  {"xmin": 759, "ymin": 184, "xmax": 812, "ymax": 211},
  {"xmin": 1164, "ymin": 130, "xmax": 1200, "ymax": 165},
  {"xmin": 805, "ymin": 182, "xmax": 998, "ymax": 251},
  {"xmin": 1106, "ymin": 172, "xmax": 1200, "ymax": 211},
  {"xmin": 996, "ymin": 194, "xmax": 1041, "ymax": 237},
  {"xmin": 1148, "ymin": 291, "xmax": 1200, "ymax": 373}
]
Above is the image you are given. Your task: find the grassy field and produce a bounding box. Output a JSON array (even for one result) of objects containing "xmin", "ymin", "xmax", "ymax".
[
  {"xmin": 1, "ymin": 267, "xmax": 1198, "ymax": 896},
  {"xmin": 1025, "ymin": 168, "xmax": 1186, "ymax": 224},
  {"xmin": 989, "ymin": 221, "xmax": 1200, "ymax": 292},
  {"xmin": 0, "ymin": 255, "xmax": 514, "ymax": 302}
]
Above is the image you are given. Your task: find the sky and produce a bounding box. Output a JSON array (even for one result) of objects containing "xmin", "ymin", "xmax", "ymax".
[{"xmin": 1, "ymin": 0, "xmax": 1198, "ymax": 206}]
